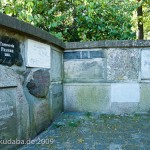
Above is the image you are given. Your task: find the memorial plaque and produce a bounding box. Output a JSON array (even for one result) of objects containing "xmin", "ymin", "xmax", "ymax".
[
  {"xmin": 26, "ymin": 39, "xmax": 50, "ymax": 68},
  {"xmin": 0, "ymin": 36, "xmax": 23, "ymax": 66},
  {"xmin": 64, "ymin": 50, "xmax": 104, "ymax": 60},
  {"xmin": 141, "ymin": 50, "xmax": 150, "ymax": 79},
  {"xmin": 0, "ymin": 88, "xmax": 17, "ymax": 145}
]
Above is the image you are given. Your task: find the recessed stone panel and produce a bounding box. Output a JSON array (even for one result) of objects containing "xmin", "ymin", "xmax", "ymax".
[
  {"xmin": 107, "ymin": 48, "xmax": 139, "ymax": 81},
  {"xmin": 64, "ymin": 58, "xmax": 105, "ymax": 82},
  {"xmin": 141, "ymin": 50, "xmax": 150, "ymax": 79},
  {"xmin": 25, "ymin": 39, "xmax": 50, "ymax": 68},
  {"xmin": 51, "ymin": 49, "xmax": 62, "ymax": 81}
]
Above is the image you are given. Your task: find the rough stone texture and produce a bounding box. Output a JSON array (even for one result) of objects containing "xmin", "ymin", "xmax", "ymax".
[
  {"xmin": 138, "ymin": 83, "xmax": 150, "ymax": 112},
  {"xmin": 64, "ymin": 84, "xmax": 110, "ymax": 113},
  {"xmin": 26, "ymin": 69, "xmax": 50, "ymax": 98},
  {"xmin": 23, "ymin": 86, "xmax": 51, "ymax": 138},
  {"xmin": 50, "ymin": 83, "xmax": 63, "ymax": 119},
  {"xmin": 64, "ymin": 58, "xmax": 106, "ymax": 82},
  {"xmin": 107, "ymin": 48, "xmax": 140, "ymax": 81},
  {"xmin": 51, "ymin": 49, "xmax": 63, "ymax": 82},
  {"xmin": 0, "ymin": 66, "xmax": 29, "ymax": 150},
  {"xmin": 33, "ymin": 100, "xmax": 51, "ymax": 134},
  {"xmin": 111, "ymin": 102, "xmax": 139, "ymax": 114},
  {"xmin": 0, "ymin": 65, "xmax": 18, "ymax": 87}
]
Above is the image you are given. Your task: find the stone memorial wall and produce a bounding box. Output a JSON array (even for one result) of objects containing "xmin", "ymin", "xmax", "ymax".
[
  {"xmin": 0, "ymin": 13, "xmax": 150, "ymax": 149},
  {"xmin": 64, "ymin": 41, "xmax": 150, "ymax": 114},
  {"xmin": 0, "ymin": 13, "xmax": 64, "ymax": 149}
]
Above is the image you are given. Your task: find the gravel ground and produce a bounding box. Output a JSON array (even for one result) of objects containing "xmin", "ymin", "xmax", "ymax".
[{"xmin": 19, "ymin": 112, "xmax": 150, "ymax": 150}]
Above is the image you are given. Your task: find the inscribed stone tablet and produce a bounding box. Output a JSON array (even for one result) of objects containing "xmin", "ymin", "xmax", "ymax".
[
  {"xmin": 141, "ymin": 50, "xmax": 150, "ymax": 79},
  {"xmin": 0, "ymin": 88, "xmax": 17, "ymax": 143},
  {"xmin": 0, "ymin": 36, "xmax": 23, "ymax": 66},
  {"xmin": 26, "ymin": 39, "xmax": 50, "ymax": 68}
]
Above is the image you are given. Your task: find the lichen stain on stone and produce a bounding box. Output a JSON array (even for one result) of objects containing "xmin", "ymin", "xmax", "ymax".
[{"xmin": 76, "ymin": 86, "xmax": 110, "ymax": 112}]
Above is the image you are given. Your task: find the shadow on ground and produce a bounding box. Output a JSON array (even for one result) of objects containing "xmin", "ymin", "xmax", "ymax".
[{"xmin": 19, "ymin": 112, "xmax": 150, "ymax": 150}]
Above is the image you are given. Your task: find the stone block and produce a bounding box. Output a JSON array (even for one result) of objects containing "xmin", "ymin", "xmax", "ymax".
[
  {"xmin": 111, "ymin": 83, "xmax": 140, "ymax": 102},
  {"xmin": 138, "ymin": 83, "xmax": 150, "ymax": 112},
  {"xmin": 0, "ymin": 65, "xmax": 18, "ymax": 87},
  {"xmin": 33, "ymin": 100, "xmax": 51, "ymax": 134},
  {"xmin": 64, "ymin": 58, "xmax": 106, "ymax": 82},
  {"xmin": 64, "ymin": 84, "xmax": 110, "ymax": 113},
  {"xmin": 50, "ymin": 83, "xmax": 63, "ymax": 119},
  {"xmin": 107, "ymin": 48, "xmax": 140, "ymax": 81},
  {"xmin": 141, "ymin": 49, "xmax": 150, "ymax": 79},
  {"xmin": 51, "ymin": 49, "xmax": 63, "ymax": 81}
]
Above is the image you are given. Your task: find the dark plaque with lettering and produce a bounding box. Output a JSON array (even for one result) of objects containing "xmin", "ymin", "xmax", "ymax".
[{"xmin": 0, "ymin": 36, "xmax": 23, "ymax": 66}]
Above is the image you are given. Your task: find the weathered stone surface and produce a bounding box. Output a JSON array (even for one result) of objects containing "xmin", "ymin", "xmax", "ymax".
[
  {"xmin": 64, "ymin": 84, "xmax": 110, "ymax": 113},
  {"xmin": 65, "ymin": 40, "xmax": 150, "ymax": 50},
  {"xmin": 0, "ymin": 88, "xmax": 18, "ymax": 149},
  {"xmin": 26, "ymin": 69, "xmax": 50, "ymax": 98},
  {"xmin": 141, "ymin": 49, "xmax": 150, "ymax": 79},
  {"xmin": 138, "ymin": 83, "xmax": 150, "ymax": 112},
  {"xmin": 0, "ymin": 65, "xmax": 18, "ymax": 87},
  {"xmin": 34, "ymin": 100, "xmax": 51, "ymax": 134},
  {"xmin": 0, "ymin": 36, "xmax": 23, "ymax": 66},
  {"xmin": 111, "ymin": 83, "xmax": 140, "ymax": 102},
  {"xmin": 51, "ymin": 49, "xmax": 62, "ymax": 81},
  {"xmin": 64, "ymin": 58, "xmax": 105, "ymax": 82},
  {"xmin": 50, "ymin": 83, "xmax": 63, "ymax": 119},
  {"xmin": 0, "ymin": 66, "xmax": 29, "ymax": 150},
  {"xmin": 111, "ymin": 102, "xmax": 139, "ymax": 114},
  {"xmin": 107, "ymin": 48, "xmax": 140, "ymax": 81}
]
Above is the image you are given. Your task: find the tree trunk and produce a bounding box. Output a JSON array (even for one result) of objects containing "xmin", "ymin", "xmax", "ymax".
[{"xmin": 137, "ymin": 0, "xmax": 144, "ymax": 39}]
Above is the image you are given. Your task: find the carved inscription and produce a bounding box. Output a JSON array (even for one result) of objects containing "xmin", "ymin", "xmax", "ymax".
[
  {"xmin": 0, "ymin": 89, "xmax": 17, "ymax": 141},
  {"xmin": 26, "ymin": 39, "xmax": 50, "ymax": 68},
  {"xmin": 0, "ymin": 100, "xmax": 13, "ymax": 120},
  {"xmin": 0, "ymin": 36, "xmax": 23, "ymax": 66}
]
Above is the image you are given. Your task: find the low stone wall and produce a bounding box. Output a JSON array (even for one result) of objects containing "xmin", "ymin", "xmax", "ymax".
[
  {"xmin": 64, "ymin": 41, "xmax": 150, "ymax": 114},
  {"xmin": 1, "ymin": 13, "xmax": 150, "ymax": 149},
  {"xmin": 0, "ymin": 14, "xmax": 63, "ymax": 149}
]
